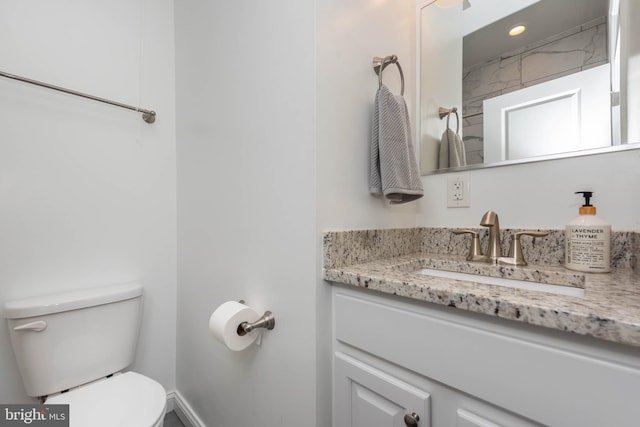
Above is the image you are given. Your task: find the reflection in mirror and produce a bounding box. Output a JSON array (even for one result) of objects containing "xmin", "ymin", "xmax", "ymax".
[{"xmin": 418, "ymin": 0, "xmax": 640, "ymax": 175}]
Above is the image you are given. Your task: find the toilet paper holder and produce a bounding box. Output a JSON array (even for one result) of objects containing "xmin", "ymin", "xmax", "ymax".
[{"xmin": 236, "ymin": 300, "xmax": 275, "ymax": 336}]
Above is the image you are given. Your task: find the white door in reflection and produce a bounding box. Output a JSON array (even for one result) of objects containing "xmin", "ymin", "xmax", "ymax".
[{"xmin": 484, "ymin": 63, "xmax": 611, "ymax": 163}]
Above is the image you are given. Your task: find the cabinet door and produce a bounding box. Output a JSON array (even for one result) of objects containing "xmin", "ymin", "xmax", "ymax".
[{"xmin": 335, "ymin": 352, "xmax": 431, "ymax": 427}]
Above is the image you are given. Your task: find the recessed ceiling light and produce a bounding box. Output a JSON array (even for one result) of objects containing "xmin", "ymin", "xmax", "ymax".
[{"xmin": 509, "ymin": 24, "xmax": 527, "ymax": 37}]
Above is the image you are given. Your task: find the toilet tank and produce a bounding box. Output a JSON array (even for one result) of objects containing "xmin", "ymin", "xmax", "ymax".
[{"xmin": 4, "ymin": 283, "xmax": 143, "ymax": 397}]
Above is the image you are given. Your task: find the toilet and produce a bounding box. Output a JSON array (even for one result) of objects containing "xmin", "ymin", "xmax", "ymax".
[{"xmin": 4, "ymin": 282, "xmax": 166, "ymax": 427}]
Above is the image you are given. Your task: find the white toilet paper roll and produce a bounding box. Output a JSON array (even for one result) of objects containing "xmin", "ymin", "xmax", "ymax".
[{"xmin": 209, "ymin": 301, "xmax": 261, "ymax": 351}]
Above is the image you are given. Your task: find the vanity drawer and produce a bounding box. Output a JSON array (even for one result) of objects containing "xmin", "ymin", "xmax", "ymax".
[{"xmin": 334, "ymin": 289, "xmax": 640, "ymax": 427}]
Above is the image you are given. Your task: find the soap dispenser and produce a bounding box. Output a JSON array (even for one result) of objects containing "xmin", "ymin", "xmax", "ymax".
[{"xmin": 565, "ymin": 191, "xmax": 611, "ymax": 273}]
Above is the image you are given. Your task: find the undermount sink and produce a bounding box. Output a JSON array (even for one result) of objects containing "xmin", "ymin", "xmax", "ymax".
[{"xmin": 415, "ymin": 268, "xmax": 585, "ymax": 297}]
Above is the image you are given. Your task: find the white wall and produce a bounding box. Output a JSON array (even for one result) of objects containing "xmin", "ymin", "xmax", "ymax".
[
  {"xmin": 317, "ymin": 0, "xmax": 421, "ymax": 232},
  {"xmin": 419, "ymin": 1, "xmax": 463, "ymax": 172},
  {"xmin": 0, "ymin": 0, "xmax": 176, "ymax": 403},
  {"xmin": 420, "ymin": 148, "xmax": 640, "ymax": 229},
  {"xmin": 175, "ymin": 1, "xmax": 317, "ymax": 426}
]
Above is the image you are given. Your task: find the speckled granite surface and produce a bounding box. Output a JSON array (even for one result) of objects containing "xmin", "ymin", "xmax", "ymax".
[{"xmin": 323, "ymin": 228, "xmax": 640, "ymax": 347}]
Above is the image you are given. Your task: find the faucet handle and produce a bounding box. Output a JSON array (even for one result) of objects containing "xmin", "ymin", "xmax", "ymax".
[
  {"xmin": 452, "ymin": 229, "xmax": 488, "ymax": 262},
  {"xmin": 501, "ymin": 230, "xmax": 549, "ymax": 266}
]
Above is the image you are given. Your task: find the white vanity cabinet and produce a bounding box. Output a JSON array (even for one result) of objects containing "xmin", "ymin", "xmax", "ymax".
[{"xmin": 332, "ymin": 286, "xmax": 640, "ymax": 427}]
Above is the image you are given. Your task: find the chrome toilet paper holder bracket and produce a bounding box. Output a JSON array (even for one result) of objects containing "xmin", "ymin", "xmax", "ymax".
[{"xmin": 237, "ymin": 300, "xmax": 276, "ymax": 336}]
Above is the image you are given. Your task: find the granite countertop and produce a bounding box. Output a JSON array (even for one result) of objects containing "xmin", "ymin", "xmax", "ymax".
[{"xmin": 323, "ymin": 228, "xmax": 640, "ymax": 347}]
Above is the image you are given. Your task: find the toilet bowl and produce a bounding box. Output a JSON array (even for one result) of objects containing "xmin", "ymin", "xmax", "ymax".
[{"xmin": 5, "ymin": 283, "xmax": 166, "ymax": 427}]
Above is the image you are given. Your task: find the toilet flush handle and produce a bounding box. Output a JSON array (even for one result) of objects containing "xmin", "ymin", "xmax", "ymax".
[{"xmin": 13, "ymin": 320, "xmax": 47, "ymax": 332}]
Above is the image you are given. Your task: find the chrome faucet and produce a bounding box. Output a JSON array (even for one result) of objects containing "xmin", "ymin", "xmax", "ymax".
[
  {"xmin": 480, "ymin": 210, "xmax": 501, "ymax": 262},
  {"xmin": 454, "ymin": 211, "xmax": 549, "ymax": 266}
]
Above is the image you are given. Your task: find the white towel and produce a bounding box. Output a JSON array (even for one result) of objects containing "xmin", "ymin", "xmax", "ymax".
[
  {"xmin": 438, "ymin": 128, "xmax": 467, "ymax": 169},
  {"xmin": 369, "ymin": 84, "xmax": 424, "ymax": 204}
]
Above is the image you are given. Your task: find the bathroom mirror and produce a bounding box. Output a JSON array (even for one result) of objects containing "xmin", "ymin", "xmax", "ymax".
[{"xmin": 418, "ymin": 0, "xmax": 640, "ymax": 175}]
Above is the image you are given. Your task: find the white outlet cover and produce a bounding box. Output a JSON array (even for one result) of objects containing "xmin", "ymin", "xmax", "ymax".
[{"xmin": 447, "ymin": 174, "xmax": 471, "ymax": 208}]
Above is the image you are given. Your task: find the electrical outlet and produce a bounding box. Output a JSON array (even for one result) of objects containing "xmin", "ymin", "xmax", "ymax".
[{"xmin": 447, "ymin": 174, "xmax": 470, "ymax": 208}]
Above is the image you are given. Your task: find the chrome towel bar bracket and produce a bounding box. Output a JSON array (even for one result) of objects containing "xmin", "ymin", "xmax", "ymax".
[
  {"xmin": 373, "ymin": 54, "xmax": 405, "ymax": 95},
  {"xmin": 439, "ymin": 106, "xmax": 459, "ymax": 133}
]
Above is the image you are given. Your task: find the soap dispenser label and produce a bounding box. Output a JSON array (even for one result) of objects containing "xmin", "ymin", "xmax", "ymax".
[{"xmin": 566, "ymin": 226, "xmax": 611, "ymax": 271}]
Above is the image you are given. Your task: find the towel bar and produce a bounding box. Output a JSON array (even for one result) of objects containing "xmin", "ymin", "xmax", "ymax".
[
  {"xmin": 0, "ymin": 69, "xmax": 156, "ymax": 124},
  {"xmin": 372, "ymin": 55, "xmax": 404, "ymax": 95}
]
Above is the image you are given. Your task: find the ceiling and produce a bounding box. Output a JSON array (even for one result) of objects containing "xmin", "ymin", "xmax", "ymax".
[{"xmin": 463, "ymin": 0, "xmax": 609, "ymax": 68}]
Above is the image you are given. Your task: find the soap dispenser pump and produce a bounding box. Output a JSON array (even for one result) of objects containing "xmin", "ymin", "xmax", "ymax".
[{"xmin": 565, "ymin": 191, "xmax": 611, "ymax": 273}]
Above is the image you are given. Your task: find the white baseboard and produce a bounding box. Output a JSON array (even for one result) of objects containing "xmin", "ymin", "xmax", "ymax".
[
  {"xmin": 166, "ymin": 391, "xmax": 205, "ymax": 427},
  {"xmin": 165, "ymin": 392, "xmax": 176, "ymax": 413}
]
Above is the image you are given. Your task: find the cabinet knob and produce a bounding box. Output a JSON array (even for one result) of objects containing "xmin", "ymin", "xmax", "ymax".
[{"xmin": 404, "ymin": 412, "xmax": 420, "ymax": 426}]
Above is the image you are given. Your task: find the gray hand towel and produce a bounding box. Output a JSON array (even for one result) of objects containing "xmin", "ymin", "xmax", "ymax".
[
  {"xmin": 438, "ymin": 128, "xmax": 467, "ymax": 169},
  {"xmin": 369, "ymin": 84, "xmax": 424, "ymax": 204}
]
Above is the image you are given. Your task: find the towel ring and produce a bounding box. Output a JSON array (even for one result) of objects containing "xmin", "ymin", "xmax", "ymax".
[
  {"xmin": 439, "ymin": 107, "xmax": 459, "ymax": 134},
  {"xmin": 373, "ymin": 55, "xmax": 405, "ymax": 95}
]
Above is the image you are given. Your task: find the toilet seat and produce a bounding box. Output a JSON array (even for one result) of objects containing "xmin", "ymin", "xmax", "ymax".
[{"xmin": 46, "ymin": 372, "xmax": 166, "ymax": 427}]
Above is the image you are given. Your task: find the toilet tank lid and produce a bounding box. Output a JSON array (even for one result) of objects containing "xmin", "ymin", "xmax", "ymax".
[{"xmin": 4, "ymin": 283, "xmax": 143, "ymax": 319}]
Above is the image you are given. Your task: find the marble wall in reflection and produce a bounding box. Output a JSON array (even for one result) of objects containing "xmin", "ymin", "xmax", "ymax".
[{"xmin": 462, "ymin": 17, "xmax": 607, "ymax": 164}]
